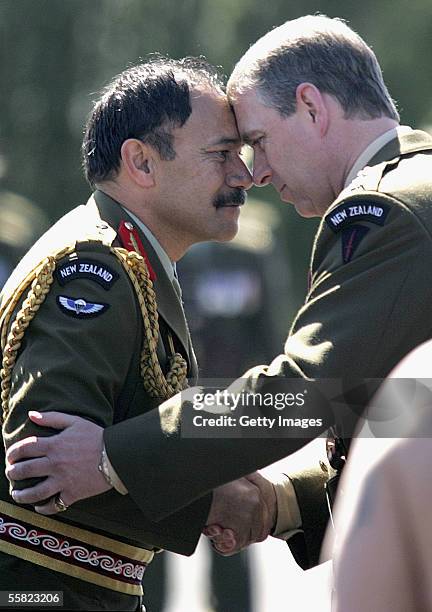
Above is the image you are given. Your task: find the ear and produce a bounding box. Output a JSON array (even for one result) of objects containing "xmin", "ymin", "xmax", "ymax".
[
  {"xmin": 295, "ymin": 83, "xmax": 329, "ymax": 136},
  {"xmin": 120, "ymin": 139, "xmax": 156, "ymax": 188}
]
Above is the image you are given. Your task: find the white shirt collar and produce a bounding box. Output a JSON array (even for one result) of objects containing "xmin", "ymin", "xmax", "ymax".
[
  {"xmin": 344, "ymin": 125, "xmax": 413, "ymax": 188},
  {"xmin": 120, "ymin": 207, "xmax": 175, "ymax": 282}
]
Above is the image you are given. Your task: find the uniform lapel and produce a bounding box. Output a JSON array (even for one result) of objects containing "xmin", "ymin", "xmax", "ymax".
[{"xmin": 91, "ymin": 191, "xmax": 192, "ymax": 363}]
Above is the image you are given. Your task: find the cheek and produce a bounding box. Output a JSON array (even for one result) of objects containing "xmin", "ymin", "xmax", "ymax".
[
  {"xmin": 202, "ymin": 163, "xmax": 226, "ymax": 189},
  {"xmin": 271, "ymin": 137, "xmax": 314, "ymax": 180},
  {"xmin": 266, "ymin": 145, "xmax": 289, "ymax": 176}
]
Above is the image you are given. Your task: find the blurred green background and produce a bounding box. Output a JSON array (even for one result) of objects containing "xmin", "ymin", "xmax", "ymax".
[{"xmin": 1, "ymin": 0, "xmax": 432, "ymax": 306}]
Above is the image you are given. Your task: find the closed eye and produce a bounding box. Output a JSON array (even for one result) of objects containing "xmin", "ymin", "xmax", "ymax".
[
  {"xmin": 252, "ymin": 136, "xmax": 264, "ymax": 149},
  {"xmin": 214, "ymin": 150, "xmax": 230, "ymax": 161}
]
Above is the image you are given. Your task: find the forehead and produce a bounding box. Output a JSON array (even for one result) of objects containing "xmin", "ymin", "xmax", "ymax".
[
  {"xmin": 231, "ymin": 89, "xmax": 283, "ymax": 141},
  {"xmin": 183, "ymin": 89, "xmax": 240, "ymax": 144}
]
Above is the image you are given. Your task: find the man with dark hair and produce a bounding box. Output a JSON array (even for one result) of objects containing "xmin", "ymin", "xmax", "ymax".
[
  {"xmin": 0, "ymin": 57, "xmax": 262, "ymax": 610},
  {"xmin": 8, "ymin": 14, "xmax": 432, "ymax": 576}
]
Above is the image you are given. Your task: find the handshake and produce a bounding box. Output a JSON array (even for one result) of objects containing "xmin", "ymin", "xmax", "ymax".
[
  {"xmin": 5, "ymin": 411, "xmax": 281, "ymax": 556},
  {"xmin": 203, "ymin": 473, "xmax": 278, "ymax": 556}
]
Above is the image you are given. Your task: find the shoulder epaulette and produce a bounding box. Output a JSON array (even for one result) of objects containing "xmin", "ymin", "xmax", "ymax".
[{"xmin": 336, "ymin": 161, "xmax": 389, "ymax": 205}]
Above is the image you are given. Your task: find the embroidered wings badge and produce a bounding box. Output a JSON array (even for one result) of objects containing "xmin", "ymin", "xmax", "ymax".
[{"xmin": 57, "ymin": 296, "xmax": 109, "ymax": 318}]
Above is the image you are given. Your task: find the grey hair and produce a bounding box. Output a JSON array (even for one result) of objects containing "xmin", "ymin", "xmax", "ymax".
[{"xmin": 228, "ymin": 15, "xmax": 399, "ymax": 121}]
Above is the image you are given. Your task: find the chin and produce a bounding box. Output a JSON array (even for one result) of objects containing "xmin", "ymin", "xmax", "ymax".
[
  {"xmin": 280, "ymin": 193, "xmax": 314, "ymax": 217},
  {"xmin": 215, "ymin": 224, "xmax": 239, "ymax": 243},
  {"xmin": 295, "ymin": 208, "xmax": 319, "ymax": 219},
  {"xmin": 294, "ymin": 201, "xmax": 324, "ymax": 219}
]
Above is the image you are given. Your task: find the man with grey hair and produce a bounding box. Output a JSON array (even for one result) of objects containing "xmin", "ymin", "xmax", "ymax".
[
  {"xmin": 7, "ymin": 15, "xmax": 432, "ymax": 573},
  {"xmin": 227, "ymin": 14, "xmax": 400, "ymax": 218}
]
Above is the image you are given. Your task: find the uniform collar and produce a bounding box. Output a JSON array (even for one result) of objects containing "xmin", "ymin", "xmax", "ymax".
[
  {"xmin": 91, "ymin": 190, "xmax": 191, "ymax": 360},
  {"xmin": 344, "ymin": 126, "xmax": 413, "ymax": 188},
  {"xmin": 120, "ymin": 208, "xmax": 174, "ymax": 283}
]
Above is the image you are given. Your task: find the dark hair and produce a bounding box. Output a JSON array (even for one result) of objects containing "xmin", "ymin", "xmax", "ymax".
[
  {"xmin": 82, "ymin": 56, "xmax": 224, "ymax": 186},
  {"xmin": 228, "ymin": 15, "xmax": 399, "ymax": 122}
]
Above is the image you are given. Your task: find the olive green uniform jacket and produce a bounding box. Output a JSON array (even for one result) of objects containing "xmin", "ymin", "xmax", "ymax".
[
  {"xmin": 0, "ymin": 191, "xmax": 211, "ymax": 607},
  {"xmin": 103, "ymin": 129, "xmax": 432, "ymax": 568}
]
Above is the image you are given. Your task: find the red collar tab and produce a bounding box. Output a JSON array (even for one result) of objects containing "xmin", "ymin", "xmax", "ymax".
[{"xmin": 117, "ymin": 221, "xmax": 157, "ymax": 281}]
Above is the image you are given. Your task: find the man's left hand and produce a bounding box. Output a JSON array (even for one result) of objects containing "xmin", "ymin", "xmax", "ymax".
[{"xmin": 5, "ymin": 411, "xmax": 111, "ymax": 514}]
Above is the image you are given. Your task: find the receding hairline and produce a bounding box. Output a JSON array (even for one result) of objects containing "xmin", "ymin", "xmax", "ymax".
[{"xmin": 228, "ymin": 15, "xmax": 367, "ymax": 95}]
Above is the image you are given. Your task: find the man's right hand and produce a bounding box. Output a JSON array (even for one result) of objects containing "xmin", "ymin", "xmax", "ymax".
[
  {"xmin": 5, "ymin": 411, "xmax": 111, "ymax": 514},
  {"xmin": 203, "ymin": 472, "xmax": 277, "ymax": 555}
]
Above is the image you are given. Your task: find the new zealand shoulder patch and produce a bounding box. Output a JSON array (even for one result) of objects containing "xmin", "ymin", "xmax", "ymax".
[
  {"xmin": 57, "ymin": 295, "xmax": 109, "ymax": 318},
  {"xmin": 55, "ymin": 258, "xmax": 119, "ymax": 290},
  {"xmin": 325, "ymin": 201, "xmax": 390, "ymax": 233}
]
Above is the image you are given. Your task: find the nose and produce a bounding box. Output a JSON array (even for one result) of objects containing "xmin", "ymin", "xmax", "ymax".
[
  {"xmin": 227, "ymin": 157, "xmax": 253, "ymax": 191},
  {"xmin": 252, "ymin": 151, "xmax": 272, "ymax": 187}
]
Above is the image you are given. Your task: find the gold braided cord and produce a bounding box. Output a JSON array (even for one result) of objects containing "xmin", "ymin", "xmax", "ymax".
[
  {"xmin": 0, "ymin": 246, "xmax": 74, "ymax": 352},
  {"xmin": 1, "ymin": 243, "xmax": 187, "ymax": 423},
  {"xmin": 1, "ymin": 245, "xmax": 76, "ymax": 423},
  {"xmin": 111, "ymin": 247, "xmax": 188, "ymax": 401}
]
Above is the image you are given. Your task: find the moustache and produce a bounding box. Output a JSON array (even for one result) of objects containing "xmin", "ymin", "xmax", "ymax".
[{"xmin": 214, "ymin": 189, "xmax": 246, "ymax": 209}]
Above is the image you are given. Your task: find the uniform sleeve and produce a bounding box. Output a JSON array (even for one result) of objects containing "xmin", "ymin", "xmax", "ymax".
[{"xmin": 286, "ymin": 467, "xmax": 329, "ymax": 569}]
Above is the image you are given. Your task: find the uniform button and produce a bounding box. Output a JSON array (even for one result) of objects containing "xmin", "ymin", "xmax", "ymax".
[{"xmin": 125, "ymin": 222, "xmax": 134, "ymax": 230}]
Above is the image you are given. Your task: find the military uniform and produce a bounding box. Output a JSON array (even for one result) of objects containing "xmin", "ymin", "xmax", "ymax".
[
  {"xmin": 102, "ymin": 129, "xmax": 432, "ymax": 568},
  {"xmin": 0, "ymin": 190, "xmax": 211, "ymax": 609}
]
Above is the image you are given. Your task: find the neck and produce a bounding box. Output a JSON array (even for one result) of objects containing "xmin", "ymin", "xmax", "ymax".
[
  {"xmin": 96, "ymin": 181, "xmax": 190, "ymax": 262},
  {"xmin": 330, "ymin": 116, "xmax": 399, "ymax": 198}
]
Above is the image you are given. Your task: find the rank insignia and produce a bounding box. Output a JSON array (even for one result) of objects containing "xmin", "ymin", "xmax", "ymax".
[
  {"xmin": 57, "ymin": 295, "xmax": 109, "ymax": 318},
  {"xmin": 117, "ymin": 221, "xmax": 157, "ymax": 281},
  {"xmin": 341, "ymin": 224, "xmax": 370, "ymax": 263},
  {"xmin": 326, "ymin": 200, "xmax": 390, "ymax": 233},
  {"xmin": 56, "ymin": 259, "xmax": 119, "ymax": 290}
]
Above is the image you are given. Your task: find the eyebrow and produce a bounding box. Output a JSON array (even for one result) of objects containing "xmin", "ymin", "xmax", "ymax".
[
  {"xmin": 241, "ymin": 132, "xmax": 261, "ymax": 146},
  {"xmin": 202, "ymin": 136, "xmax": 242, "ymax": 150}
]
